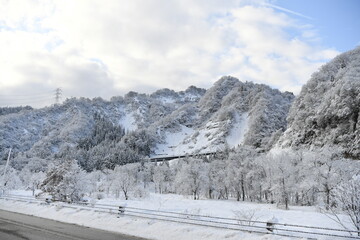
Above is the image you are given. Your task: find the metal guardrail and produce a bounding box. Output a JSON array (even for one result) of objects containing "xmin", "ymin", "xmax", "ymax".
[{"xmin": 1, "ymin": 195, "xmax": 359, "ymax": 239}]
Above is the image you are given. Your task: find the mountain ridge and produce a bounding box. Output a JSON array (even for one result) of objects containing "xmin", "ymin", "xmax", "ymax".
[
  {"xmin": 0, "ymin": 77, "xmax": 294, "ymax": 170},
  {"xmin": 3, "ymin": 46, "xmax": 359, "ymax": 170},
  {"xmin": 277, "ymin": 46, "xmax": 360, "ymax": 159}
]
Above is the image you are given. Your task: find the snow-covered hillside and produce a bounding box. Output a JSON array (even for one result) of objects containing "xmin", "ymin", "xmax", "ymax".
[
  {"xmin": 0, "ymin": 77, "xmax": 294, "ymax": 170},
  {"xmin": 153, "ymin": 76, "xmax": 294, "ymax": 156},
  {"xmin": 277, "ymin": 47, "xmax": 360, "ymax": 159}
]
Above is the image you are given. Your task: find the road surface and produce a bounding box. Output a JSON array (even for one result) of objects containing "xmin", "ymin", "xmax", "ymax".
[{"xmin": 0, "ymin": 209, "xmax": 147, "ymax": 240}]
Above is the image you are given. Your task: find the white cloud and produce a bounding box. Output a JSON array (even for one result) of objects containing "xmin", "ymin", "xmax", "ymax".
[{"xmin": 0, "ymin": 0, "xmax": 339, "ymax": 107}]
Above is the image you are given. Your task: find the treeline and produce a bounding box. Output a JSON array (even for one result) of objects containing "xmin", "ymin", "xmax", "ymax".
[
  {"xmin": 142, "ymin": 147, "xmax": 359, "ymax": 210},
  {"xmin": 74, "ymin": 113, "xmax": 156, "ymax": 171},
  {"xmin": 0, "ymin": 106, "xmax": 32, "ymax": 116},
  {"xmin": 8, "ymin": 112, "xmax": 156, "ymax": 172},
  {"xmin": 2, "ymin": 147, "xmax": 359, "ymax": 232},
  {"xmin": 5, "ymin": 146, "xmax": 359, "ymax": 211}
]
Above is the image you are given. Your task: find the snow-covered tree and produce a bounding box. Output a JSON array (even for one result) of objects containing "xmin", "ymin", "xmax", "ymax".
[
  {"xmin": 153, "ymin": 163, "xmax": 171, "ymax": 194},
  {"xmin": 279, "ymin": 47, "xmax": 360, "ymax": 159},
  {"xmin": 112, "ymin": 164, "xmax": 138, "ymax": 200},
  {"xmin": 313, "ymin": 148, "xmax": 343, "ymax": 209},
  {"xmin": 41, "ymin": 159, "xmax": 88, "ymax": 202},
  {"xmin": 226, "ymin": 147, "xmax": 257, "ymax": 201},
  {"xmin": 206, "ymin": 160, "xmax": 228, "ymax": 199},
  {"xmin": 175, "ymin": 159, "xmax": 208, "ymax": 200},
  {"xmin": 333, "ymin": 175, "xmax": 360, "ymax": 235},
  {"xmin": 0, "ymin": 166, "xmax": 21, "ymax": 191},
  {"xmin": 267, "ymin": 151, "xmax": 298, "ymax": 210},
  {"xmin": 20, "ymin": 169, "xmax": 46, "ymax": 196}
]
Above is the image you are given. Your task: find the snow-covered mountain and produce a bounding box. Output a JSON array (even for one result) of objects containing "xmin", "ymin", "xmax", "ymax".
[
  {"xmin": 153, "ymin": 76, "xmax": 294, "ymax": 156},
  {"xmin": 0, "ymin": 77, "xmax": 293, "ymax": 170},
  {"xmin": 277, "ymin": 47, "xmax": 360, "ymax": 159},
  {"xmin": 3, "ymin": 45, "xmax": 359, "ymax": 170}
]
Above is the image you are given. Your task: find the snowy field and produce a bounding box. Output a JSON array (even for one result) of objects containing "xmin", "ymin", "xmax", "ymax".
[{"xmin": 0, "ymin": 190, "xmax": 356, "ymax": 240}]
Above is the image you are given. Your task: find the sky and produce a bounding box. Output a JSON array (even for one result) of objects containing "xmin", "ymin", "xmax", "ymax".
[{"xmin": 0, "ymin": 0, "xmax": 359, "ymax": 108}]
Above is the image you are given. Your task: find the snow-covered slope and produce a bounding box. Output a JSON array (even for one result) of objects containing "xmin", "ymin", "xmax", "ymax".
[
  {"xmin": 226, "ymin": 112, "xmax": 249, "ymax": 147},
  {"xmin": 277, "ymin": 47, "xmax": 360, "ymax": 159},
  {"xmin": 152, "ymin": 76, "xmax": 294, "ymax": 156},
  {"xmin": 1, "ymin": 77, "xmax": 294, "ymax": 169}
]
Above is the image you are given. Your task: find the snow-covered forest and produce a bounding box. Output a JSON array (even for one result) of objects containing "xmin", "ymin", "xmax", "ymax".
[
  {"xmin": 1, "ymin": 47, "xmax": 360, "ymax": 233},
  {"xmin": 279, "ymin": 47, "xmax": 360, "ymax": 159},
  {"xmin": 3, "ymin": 146, "xmax": 359, "ymax": 207},
  {"xmin": 1, "ymin": 146, "xmax": 360, "ymax": 232},
  {"xmin": 0, "ymin": 76, "xmax": 294, "ymax": 170}
]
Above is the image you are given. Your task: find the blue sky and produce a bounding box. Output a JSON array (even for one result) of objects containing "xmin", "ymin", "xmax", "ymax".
[
  {"xmin": 273, "ymin": 0, "xmax": 360, "ymax": 52},
  {"xmin": 0, "ymin": 0, "xmax": 358, "ymax": 108}
]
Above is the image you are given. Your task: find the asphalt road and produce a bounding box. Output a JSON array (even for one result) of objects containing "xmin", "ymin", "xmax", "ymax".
[{"xmin": 0, "ymin": 209, "xmax": 148, "ymax": 240}]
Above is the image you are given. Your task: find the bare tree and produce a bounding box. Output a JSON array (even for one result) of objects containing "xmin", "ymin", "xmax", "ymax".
[
  {"xmin": 112, "ymin": 164, "xmax": 137, "ymax": 200},
  {"xmin": 332, "ymin": 175, "xmax": 360, "ymax": 236}
]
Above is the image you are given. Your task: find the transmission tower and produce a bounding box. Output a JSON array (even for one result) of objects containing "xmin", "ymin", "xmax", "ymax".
[{"xmin": 55, "ymin": 88, "xmax": 62, "ymax": 104}]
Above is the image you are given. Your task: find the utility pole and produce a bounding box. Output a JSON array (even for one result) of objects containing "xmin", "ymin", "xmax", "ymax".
[
  {"xmin": 55, "ymin": 88, "xmax": 62, "ymax": 104},
  {"xmin": 1, "ymin": 148, "xmax": 12, "ymax": 194},
  {"xmin": 3, "ymin": 148, "xmax": 11, "ymax": 177}
]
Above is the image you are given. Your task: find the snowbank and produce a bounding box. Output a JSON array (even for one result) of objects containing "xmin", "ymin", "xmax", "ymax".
[{"xmin": 0, "ymin": 191, "xmax": 354, "ymax": 240}]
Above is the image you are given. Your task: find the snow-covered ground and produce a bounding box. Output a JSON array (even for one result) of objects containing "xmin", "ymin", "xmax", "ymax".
[
  {"xmin": 154, "ymin": 125, "xmax": 195, "ymax": 156},
  {"xmin": 226, "ymin": 112, "xmax": 249, "ymax": 147},
  {"xmin": 119, "ymin": 111, "xmax": 137, "ymax": 132},
  {"xmin": 153, "ymin": 122, "xmax": 226, "ymax": 157},
  {"xmin": 0, "ymin": 190, "xmax": 355, "ymax": 240},
  {"xmin": 153, "ymin": 112, "xmax": 250, "ymax": 157}
]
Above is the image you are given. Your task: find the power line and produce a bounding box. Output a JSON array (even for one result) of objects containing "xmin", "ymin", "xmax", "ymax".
[
  {"xmin": 0, "ymin": 96, "xmax": 55, "ymax": 107},
  {"xmin": 0, "ymin": 95, "xmax": 54, "ymax": 101},
  {"xmin": 0, "ymin": 90, "xmax": 55, "ymax": 106},
  {"xmin": 0, "ymin": 91, "xmax": 54, "ymax": 97},
  {"xmin": 0, "ymin": 96, "xmax": 54, "ymax": 103},
  {"xmin": 0, "ymin": 88, "xmax": 66, "ymax": 107}
]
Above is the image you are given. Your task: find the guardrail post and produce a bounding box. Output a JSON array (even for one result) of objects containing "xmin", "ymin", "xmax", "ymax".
[
  {"xmin": 266, "ymin": 217, "xmax": 278, "ymax": 233},
  {"xmin": 118, "ymin": 205, "xmax": 125, "ymax": 218},
  {"xmin": 266, "ymin": 221, "xmax": 274, "ymax": 232}
]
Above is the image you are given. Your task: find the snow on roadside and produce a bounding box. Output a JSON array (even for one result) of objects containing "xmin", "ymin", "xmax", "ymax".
[
  {"xmin": 0, "ymin": 191, "xmax": 354, "ymax": 240},
  {"xmin": 98, "ymin": 193, "xmax": 352, "ymax": 233},
  {"xmin": 0, "ymin": 198, "xmax": 285, "ymax": 240}
]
